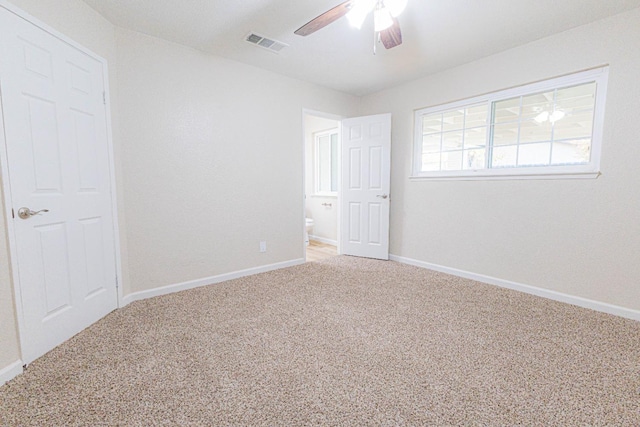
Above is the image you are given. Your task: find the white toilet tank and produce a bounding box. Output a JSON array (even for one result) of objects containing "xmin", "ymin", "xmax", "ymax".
[{"xmin": 305, "ymin": 218, "xmax": 314, "ymax": 246}]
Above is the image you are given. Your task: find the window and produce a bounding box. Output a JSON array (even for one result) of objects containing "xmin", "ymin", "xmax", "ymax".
[
  {"xmin": 314, "ymin": 129, "xmax": 338, "ymax": 195},
  {"xmin": 412, "ymin": 67, "xmax": 608, "ymax": 180}
]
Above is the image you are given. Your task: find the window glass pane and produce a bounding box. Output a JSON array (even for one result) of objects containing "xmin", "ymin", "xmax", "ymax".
[
  {"xmin": 317, "ymin": 135, "xmax": 332, "ymax": 192},
  {"xmin": 551, "ymin": 139, "xmax": 591, "ymax": 165},
  {"xmin": 493, "ymin": 97, "xmax": 520, "ymax": 123},
  {"xmin": 464, "ymin": 127, "xmax": 486, "ymax": 149},
  {"xmin": 422, "ymin": 153, "xmax": 441, "ymax": 171},
  {"xmin": 315, "ymin": 131, "xmax": 338, "ymax": 193},
  {"xmin": 465, "ymin": 105, "xmax": 488, "ymax": 128},
  {"xmin": 441, "ymin": 150, "xmax": 463, "ymax": 171},
  {"xmin": 330, "ymin": 133, "xmax": 338, "ymax": 192},
  {"xmin": 492, "ymin": 122, "xmax": 519, "ymax": 146},
  {"xmin": 422, "ymin": 133, "xmax": 441, "ymax": 153},
  {"xmin": 442, "ymin": 110, "xmax": 465, "ymax": 132},
  {"xmin": 520, "ymin": 119, "xmax": 552, "ymax": 144},
  {"xmin": 556, "ymin": 82, "xmax": 596, "ymax": 111},
  {"xmin": 491, "ymin": 145, "xmax": 518, "ymax": 168},
  {"xmin": 518, "ymin": 142, "xmax": 551, "ymax": 166},
  {"xmin": 521, "ymin": 91, "xmax": 554, "ymax": 120},
  {"xmin": 463, "ymin": 149, "xmax": 485, "ymax": 170},
  {"xmin": 422, "ymin": 113, "xmax": 442, "ymax": 134},
  {"xmin": 553, "ymin": 110, "xmax": 594, "ymax": 141},
  {"xmin": 442, "ymin": 131, "xmax": 463, "ymax": 151},
  {"xmin": 414, "ymin": 68, "xmax": 605, "ymax": 177}
]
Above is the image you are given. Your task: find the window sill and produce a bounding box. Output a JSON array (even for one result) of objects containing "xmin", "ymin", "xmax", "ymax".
[
  {"xmin": 311, "ymin": 193, "xmax": 338, "ymax": 198},
  {"xmin": 409, "ymin": 171, "xmax": 601, "ymax": 181}
]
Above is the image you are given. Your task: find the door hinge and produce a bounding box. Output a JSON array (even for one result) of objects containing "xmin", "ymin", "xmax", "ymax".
[
  {"xmin": 115, "ymin": 275, "xmax": 119, "ymax": 288},
  {"xmin": 102, "ymin": 91, "xmax": 106, "ymax": 105}
]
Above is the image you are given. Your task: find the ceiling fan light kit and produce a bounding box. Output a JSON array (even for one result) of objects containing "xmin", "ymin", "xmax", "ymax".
[
  {"xmin": 373, "ymin": 7, "xmax": 393, "ymax": 31},
  {"xmin": 295, "ymin": 0, "xmax": 407, "ymax": 52},
  {"xmin": 346, "ymin": 0, "xmax": 374, "ymax": 29}
]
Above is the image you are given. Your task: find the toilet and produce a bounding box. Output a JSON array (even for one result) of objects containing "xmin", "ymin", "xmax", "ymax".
[{"xmin": 305, "ymin": 218, "xmax": 314, "ymax": 246}]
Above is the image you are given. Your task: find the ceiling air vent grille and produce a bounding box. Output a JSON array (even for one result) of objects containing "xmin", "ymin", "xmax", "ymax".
[{"xmin": 245, "ymin": 33, "xmax": 288, "ymax": 53}]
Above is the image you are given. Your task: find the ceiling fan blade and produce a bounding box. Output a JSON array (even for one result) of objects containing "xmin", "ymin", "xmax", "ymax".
[
  {"xmin": 380, "ymin": 18, "xmax": 402, "ymax": 49},
  {"xmin": 294, "ymin": 1, "xmax": 353, "ymax": 36}
]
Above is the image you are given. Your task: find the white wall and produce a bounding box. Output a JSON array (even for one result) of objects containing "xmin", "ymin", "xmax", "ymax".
[
  {"xmin": 2, "ymin": 0, "xmax": 638, "ymax": 383},
  {"xmin": 359, "ymin": 8, "xmax": 640, "ymax": 312},
  {"xmin": 116, "ymin": 29, "xmax": 359, "ymax": 293},
  {"xmin": 304, "ymin": 114, "xmax": 339, "ymax": 243},
  {"xmin": 0, "ymin": 0, "xmax": 359, "ymax": 378},
  {"xmin": 0, "ymin": 0, "xmax": 121, "ymax": 375}
]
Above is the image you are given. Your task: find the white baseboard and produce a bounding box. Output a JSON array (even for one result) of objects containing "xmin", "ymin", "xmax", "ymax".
[
  {"xmin": 0, "ymin": 360, "xmax": 23, "ymax": 386},
  {"xmin": 122, "ymin": 258, "xmax": 305, "ymax": 306},
  {"xmin": 309, "ymin": 235, "xmax": 337, "ymax": 246},
  {"xmin": 390, "ymin": 254, "xmax": 640, "ymax": 322}
]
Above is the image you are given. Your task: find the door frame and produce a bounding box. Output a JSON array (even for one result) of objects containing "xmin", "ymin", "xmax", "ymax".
[
  {"xmin": 301, "ymin": 108, "xmax": 344, "ymax": 260},
  {"xmin": 0, "ymin": 1, "xmax": 123, "ymax": 363}
]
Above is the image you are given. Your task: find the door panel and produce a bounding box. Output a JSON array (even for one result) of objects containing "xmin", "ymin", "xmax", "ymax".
[
  {"xmin": 348, "ymin": 203, "xmax": 361, "ymax": 243},
  {"xmin": 348, "ymin": 147, "xmax": 362, "ymax": 189},
  {"xmin": 368, "ymin": 203, "xmax": 382, "ymax": 244},
  {"xmin": 0, "ymin": 7, "xmax": 117, "ymax": 363},
  {"xmin": 341, "ymin": 114, "xmax": 391, "ymax": 260}
]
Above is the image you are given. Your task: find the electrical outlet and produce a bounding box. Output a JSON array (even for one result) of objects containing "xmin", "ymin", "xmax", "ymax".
[{"xmin": 259, "ymin": 241, "xmax": 267, "ymax": 253}]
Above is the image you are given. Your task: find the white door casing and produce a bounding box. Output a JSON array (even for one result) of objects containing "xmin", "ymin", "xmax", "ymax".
[
  {"xmin": 0, "ymin": 7, "xmax": 118, "ymax": 363},
  {"xmin": 340, "ymin": 113, "xmax": 391, "ymax": 260}
]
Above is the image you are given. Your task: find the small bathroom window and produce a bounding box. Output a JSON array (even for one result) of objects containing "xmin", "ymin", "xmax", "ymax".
[{"xmin": 314, "ymin": 129, "xmax": 338, "ymax": 196}]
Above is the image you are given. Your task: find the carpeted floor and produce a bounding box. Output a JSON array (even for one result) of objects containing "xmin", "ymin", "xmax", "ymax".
[{"xmin": 1, "ymin": 256, "xmax": 639, "ymax": 426}]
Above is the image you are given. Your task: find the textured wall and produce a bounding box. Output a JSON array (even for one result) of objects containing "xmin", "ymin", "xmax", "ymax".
[
  {"xmin": 359, "ymin": 9, "xmax": 640, "ymax": 311},
  {"xmin": 2, "ymin": 0, "xmax": 638, "ymax": 382},
  {"xmin": 115, "ymin": 29, "xmax": 359, "ymax": 294},
  {"xmin": 0, "ymin": 0, "xmax": 120, "ymax": 373}
]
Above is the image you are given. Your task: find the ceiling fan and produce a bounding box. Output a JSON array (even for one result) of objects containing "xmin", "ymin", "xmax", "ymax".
[{"xmin": 294, "ymin": 0, "xmax": 408, "ymax": 53}]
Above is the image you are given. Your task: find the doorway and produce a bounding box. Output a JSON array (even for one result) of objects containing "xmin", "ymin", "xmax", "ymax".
[
  {"xmin": 303, "ymin": 110, "xmax": 341, "ymax": 262},
  {"xmin": 0, "ymin": 4, "xmax": 120, "ymax": 364}
]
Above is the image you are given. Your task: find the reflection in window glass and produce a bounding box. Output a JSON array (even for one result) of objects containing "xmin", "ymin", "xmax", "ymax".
[
  {"xmin": 492, "ymin": 145, "xmax": 518, "ymax": 168},
  {"xmin": 419, "ymin": 103, "xmax": 487, "ymax": 172},
  {"xmin": 414, "ymin": 69, "xmax": 605, "ymax": 177},
  {"xmin": 551, "ymin": 139, "xmax": 591, "ymax": 165},
  {"xmin": 442, "ymin": 131, "xmax": 464, "ymax": 151},
  {"xmin": 441, "ymin": 150, "xmax": 463, "ymax": 171},
  {"xmin": 489, "ymin": 82, "xmax": 596, "ymax": 169},
  {"xmin": 463, "ymin": 149, "xmax": 485, "ymax": 170},
  {"xmin": 519, "ymin": 120, "xmax": 552, "ymax": 144},
  {"xmin": 518, "ymin": 143, "xmax": 551, "ymax": 166}
]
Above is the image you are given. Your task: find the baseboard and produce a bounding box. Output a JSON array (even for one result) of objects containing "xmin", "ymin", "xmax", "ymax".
[
  {"xmin": 122, "ymin": 258, "xmax": 305, "ymax": 306},
  {"xmin": 309, "ymin": 235, "xmax": 338, "ymax": 246},
  {"xmin": 0, "ymin": 360, "xmax": 23, "ymax": 386},
  {"xmin": 389, "ymin": 254, "xmax": 640, "ymax": 322}
]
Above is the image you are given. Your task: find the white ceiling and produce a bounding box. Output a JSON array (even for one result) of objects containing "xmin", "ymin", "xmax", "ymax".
[{"xmin": 82, "ymin": 0, "xmax": 640, "ymax": 96}]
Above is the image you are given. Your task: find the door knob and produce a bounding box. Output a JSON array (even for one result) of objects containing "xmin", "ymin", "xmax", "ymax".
[
  {"xmin": 376, "ymin": 194, "xmax": 388, "ymax": 199},
  {"xmin": 17, "ymin": 207, "xmax": 49, "ymax": 219}
]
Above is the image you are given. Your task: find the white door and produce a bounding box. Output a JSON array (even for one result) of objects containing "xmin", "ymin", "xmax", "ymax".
[
  {"xmin": 0, "ymin": 7, "xmax": 118, "ymax": 363},
  {"xmin": 341, "ymin": 113, "xmax": 391, "ymax": 260}
]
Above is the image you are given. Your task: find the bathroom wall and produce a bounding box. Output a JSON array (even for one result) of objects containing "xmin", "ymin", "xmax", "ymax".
[{"xmin": 304, "ymin": 114, "xmax": 340, "ymax": 244}]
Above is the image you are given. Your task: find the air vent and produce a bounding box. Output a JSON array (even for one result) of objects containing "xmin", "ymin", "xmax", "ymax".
[{"xmin": 245, "ymin": 33, "xmax": 288, "ymax": 54}]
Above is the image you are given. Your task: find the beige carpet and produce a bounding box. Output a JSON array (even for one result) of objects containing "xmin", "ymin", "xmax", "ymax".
[{"xmin": 1, "ymin": 256, "xmax": 639, "ymax": 426}]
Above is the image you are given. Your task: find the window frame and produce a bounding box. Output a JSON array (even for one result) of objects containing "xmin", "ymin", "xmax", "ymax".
[
  {"xmin": 411, "ymin": 67, "xmax": 609, "ymax": 181},
  {"xmin": 313, "ymin": 128, "xmax": 339, "ymax": 196}
]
